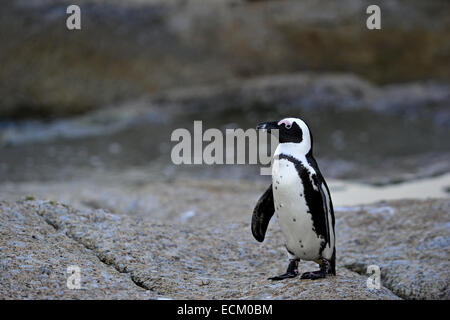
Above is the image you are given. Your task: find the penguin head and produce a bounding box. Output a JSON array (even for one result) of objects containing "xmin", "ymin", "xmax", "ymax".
[{"xmin": 257, "ymin": 117, "xmax": 312, "ymax": 153}]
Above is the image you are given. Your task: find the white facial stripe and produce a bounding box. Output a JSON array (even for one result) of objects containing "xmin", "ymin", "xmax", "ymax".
[{"xmin": 278, "ymin": 119, "xmax": 292, "ymax": 127}]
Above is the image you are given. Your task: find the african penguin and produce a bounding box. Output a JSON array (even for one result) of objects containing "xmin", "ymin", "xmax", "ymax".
[{"xmin": 252, "ymin": 117, "xmax": 336, "ymax": 280}]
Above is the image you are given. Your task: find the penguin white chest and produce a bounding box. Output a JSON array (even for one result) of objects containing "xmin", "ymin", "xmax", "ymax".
[{"xmin": 272, "ymin": 158, "xmax": 322, "ymax": 260}]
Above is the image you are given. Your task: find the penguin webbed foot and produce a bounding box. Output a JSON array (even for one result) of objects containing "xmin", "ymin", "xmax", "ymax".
[
  {"xmin": 269, "ymin": 259, "xmax": 299, "ymax": 281},
  {"xmin": 300, "ymin": 258, "xmax": 332, "ymax": 280},
  {"xmin": 300, "ymin": 270, "xmax": 327, "ymax": 280},
  {"xmin": 268, "ymin": 271, "xmax": 299, "ymax": 281}
]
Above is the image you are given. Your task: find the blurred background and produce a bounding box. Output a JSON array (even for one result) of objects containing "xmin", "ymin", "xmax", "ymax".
[
  {"xmin": 2, "ymin": 0, "xmax": 450, "ymax": 300},
  {"xmin": 0, "ymin": 0, "xmax": 449, "ymax": 206}
]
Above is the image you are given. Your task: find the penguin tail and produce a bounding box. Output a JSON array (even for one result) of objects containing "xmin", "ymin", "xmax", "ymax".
[{"xmin": 329, "ymin": 247, "xmax": 336, "ymax": 276}]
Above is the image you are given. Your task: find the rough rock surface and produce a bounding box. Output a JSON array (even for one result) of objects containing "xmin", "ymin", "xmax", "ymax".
[
  {"xmin": 336, "ymin": 199, "xmax": 450, "ymax": 300},
  {"xmin": 0, "ymin": 200, "xmax": 150, "ymax": 299},
  {"xmin": 1, "ymin": 189, "xmax": 449, "ymax": 299},
  {"xmin": 0, "ymin": 199, "xmax": 398, "ymax": 299}
]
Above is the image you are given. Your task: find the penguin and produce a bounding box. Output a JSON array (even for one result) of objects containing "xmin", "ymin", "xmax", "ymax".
[{"xmin": 252, "ymin": 117, "xmax": 336, "ymax": 280}]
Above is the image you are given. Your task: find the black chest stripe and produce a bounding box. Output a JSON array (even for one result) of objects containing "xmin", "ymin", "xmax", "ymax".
[{"xmin": 277, "ymin": 153, "xmax": 332, "ymax": 254}]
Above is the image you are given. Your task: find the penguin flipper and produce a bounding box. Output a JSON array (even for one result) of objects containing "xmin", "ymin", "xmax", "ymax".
[{"xmin": 251, "ymin": 184, "xmax": 275, "ymax": 242}]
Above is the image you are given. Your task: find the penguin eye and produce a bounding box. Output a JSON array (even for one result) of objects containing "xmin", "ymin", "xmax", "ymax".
[{"xmin": 285, "ymin": 124, "xmax": 292, "ymax": 129}]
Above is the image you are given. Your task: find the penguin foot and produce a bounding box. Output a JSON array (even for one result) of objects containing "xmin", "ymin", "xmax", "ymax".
[
  {"xmin": 300, "ymin": 258, "xmax": 331, "ymax": 280},
  {"xmin": 300, "ymin": 270, "xmax": 327, "ymax": 280},
  {"xmin": 268, "ymin": 259, "xmax": 299, "ymax": 281},
  {"xmin": 268, "ymin": 271, "xmax": 298, "ymax": 281}
]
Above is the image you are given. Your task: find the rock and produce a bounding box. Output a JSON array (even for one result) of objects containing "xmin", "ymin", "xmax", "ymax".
[
  {"xmin": 1, "ymin": 189, "xmax": 448, "ymax": 299},
  {"xmin": 1, "ymin": 0, "xmax": 449, "ymax": 118},
  {"xmin": 0, "ymin": 200, "xmax": 151, "ymax": 299},
  {"xmin": 0, "ymin": 198, "xmax": 397, "ymax": 299},
  {"xmin": 336, "ymin": 199, "xmax": 450, "ymax": 299},
  {"xmin": 0, "ymin": 73, "xmax": 448, "ymax": 185},
  {"xmin": 154, "ymin": 73, "xmax": 450, "ymax": 129}
]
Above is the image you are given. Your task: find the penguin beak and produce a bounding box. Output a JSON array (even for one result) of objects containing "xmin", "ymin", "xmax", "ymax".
[{"xmin": 256, "ymin": 121, "xmax": 278, "ymax": 132}]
